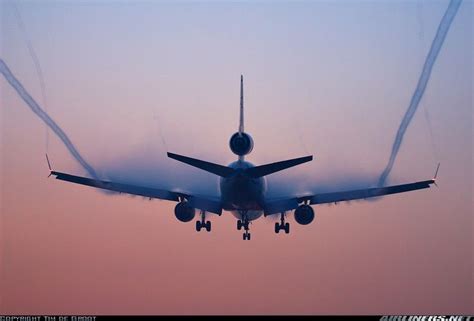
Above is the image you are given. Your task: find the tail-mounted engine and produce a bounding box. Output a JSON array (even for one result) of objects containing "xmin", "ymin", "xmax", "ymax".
[
  {"xmin": 294, "ymin": 204, "xmax": 315, "ymax": 225},
  {"xmin": 174, "ymin": 202, "xmax": 195, "ymax": 222},
  {"xmin": 229, "ymin": 132, "xmax": 254, "ymax": 156}
]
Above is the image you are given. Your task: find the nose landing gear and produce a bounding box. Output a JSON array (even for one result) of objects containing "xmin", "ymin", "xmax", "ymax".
[
  {"xmin": 236, "ymin": 219, "xmax": 249, "ymax": 231},
  {"xmin": 196, "ymin": 210, "xmax": 211, "ymax": 232},
  {"xmin": 275, "ymin": 212, "xmax": 290, "ymax": 234},
  {"xmin": 237, "ymin": 212, "xmax": 251, "ymax": 240}
]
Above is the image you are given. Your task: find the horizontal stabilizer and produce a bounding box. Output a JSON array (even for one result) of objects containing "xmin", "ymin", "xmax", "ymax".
[
  {"xmin": 245, "ymin": 155, "xmax": 313, "ymax": 178},
  {"xmin": 167, "ymin": 152, "xmax": 235, "ymax": 178}
]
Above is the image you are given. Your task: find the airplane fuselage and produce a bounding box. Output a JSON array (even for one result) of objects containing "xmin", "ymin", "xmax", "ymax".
[{"xmin": 219, "ymin": 160, "xmax": 266, "ymax": 221}]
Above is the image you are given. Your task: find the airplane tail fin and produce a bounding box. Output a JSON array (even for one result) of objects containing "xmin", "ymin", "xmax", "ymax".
[{"xmin": 239, "ymin": 75, "xmax": 244, "ymax": 134}]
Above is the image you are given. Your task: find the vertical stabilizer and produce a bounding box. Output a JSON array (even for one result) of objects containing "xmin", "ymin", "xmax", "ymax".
[
  {"xmin": 239, "ymin": 75, "xmax": 244, "ymax": 134},
  {"xmin": 229, "ymin": 75, "xmax": 254, "ymax": 158}
]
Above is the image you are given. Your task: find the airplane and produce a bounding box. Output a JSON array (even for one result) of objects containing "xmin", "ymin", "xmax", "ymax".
[{"xmin": 48, "ymin": 75, "xmax": 438, "ymax": 240}]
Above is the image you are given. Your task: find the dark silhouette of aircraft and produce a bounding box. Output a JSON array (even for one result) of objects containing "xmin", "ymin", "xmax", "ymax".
[{"xmin": 48, "ymin": 76, "xmax": 438, "ymax": 240}]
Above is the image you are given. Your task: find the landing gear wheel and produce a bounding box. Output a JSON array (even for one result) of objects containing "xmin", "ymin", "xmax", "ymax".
[
  {"xmin": 197, "ymin": 210, "xmax": 211, "ymax": 233},
  {"xmin": 240, "ymin": 212, "xmax": 251, "ymax": 240},
  {"xmin": 275, "ymin": 212, "xmax": 289, "ymax": 235}
]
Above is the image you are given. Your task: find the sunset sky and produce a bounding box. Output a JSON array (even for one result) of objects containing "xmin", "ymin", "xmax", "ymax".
[{"xmin": 1, "ymin": 0, "xmax": 472, "ymax": 314}]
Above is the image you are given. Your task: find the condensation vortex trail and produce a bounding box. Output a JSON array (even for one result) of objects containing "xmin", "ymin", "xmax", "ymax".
[
  {"xmin": 377, "ymin": 0, "xmax": 462, "ymax": 187},
  {"xmin": 12, "ymin": 3, "xmax": 50, "ymax": 151},
  {"xmin": 0, "ymin": 58, "xmax": 99, "ymax": 179}
]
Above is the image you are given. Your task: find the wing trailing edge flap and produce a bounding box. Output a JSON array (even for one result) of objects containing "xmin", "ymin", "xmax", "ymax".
[
  {"xmin": 51, "ymin": 171, "xmax": 222, "ymax": 214},
  {"xmin": 264, "ymin": 179, "xmax": 435, "ymax": 216},
  {"xmin": 263, "ymin": 198, "xmax": 300, "ymax": 216},
  {"xmin": 187, "ymin": 196, "xmax": 222, "ymax": 215}
]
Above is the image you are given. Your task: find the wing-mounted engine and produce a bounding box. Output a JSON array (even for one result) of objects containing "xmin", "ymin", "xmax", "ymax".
[
  {"xmin": 294, "ymin": 204, "xmax": 315, "ymax": 225},
  {"xmin": 229, "ymin": 132, "xmax": 254, "ymax": 156},
  {"xmin": 174, "ymin": 202, "xmax": 195, "ymax": 222}
]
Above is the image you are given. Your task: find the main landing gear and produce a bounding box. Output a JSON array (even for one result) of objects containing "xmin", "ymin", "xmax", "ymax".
[
  {"xmin": 275, "ymin": 212, "xmax": 290, "ymax": 234},
  {"xmin": 237, "ymin": 212, "xmax": 251, "ymax": 240},
  {"xmin": 196, "ymin": 210, "xmax": 211, "ymax": 232}
]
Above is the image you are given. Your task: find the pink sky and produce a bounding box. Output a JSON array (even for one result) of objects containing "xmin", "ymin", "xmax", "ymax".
[{"xmin": 1, "ymin": 0, "xmax": 472, "ymax": 315}]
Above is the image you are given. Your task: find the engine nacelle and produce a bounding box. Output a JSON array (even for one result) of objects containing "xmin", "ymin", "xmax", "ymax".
[
  {"xmin": 294, "ymin": 204, "xmax": 315, "ymax": 225},
  {"xmin": 174, "ymin": 202, "xmax": 195, "ymax": 222},
  {"xmin": 229, "ymin": 132, "xmax": 254, "ymax": 156}
]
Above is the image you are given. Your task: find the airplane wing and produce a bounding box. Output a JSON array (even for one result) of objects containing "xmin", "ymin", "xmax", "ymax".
[
  {"xmin": 50, "ymin": 171, "xmax": 223, "ymax": 215},
  {"xmin": 264, "ymin": 178, "xmax": 436, "ymax": 215}
]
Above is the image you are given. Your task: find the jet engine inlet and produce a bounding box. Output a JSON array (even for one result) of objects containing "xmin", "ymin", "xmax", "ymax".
[
  {"xmin": 174, "ymin": 202, "xmax": 195, "ymax": 222},
  {"xmin": 294, "ymin": 204, "xmax": 315, "ymax": 225},
  {"xmin": 229, "ymin": 132, "xmax": 254, "ymax": 156}
]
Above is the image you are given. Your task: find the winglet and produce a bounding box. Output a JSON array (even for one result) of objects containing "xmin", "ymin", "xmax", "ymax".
[
  {"xmin": 433, "ymin": 162, "xmax": 440, "ymax": 187},
  {"xmin": 45, "ymin": 153, "xmax": 52, "ymax": 177}
]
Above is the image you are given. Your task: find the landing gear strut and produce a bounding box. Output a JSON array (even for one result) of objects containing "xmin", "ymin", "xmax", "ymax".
[
  {"xmin": 238, "ymin": 212, "xmax": 251, "ymax": 240},
  {"xmin": 275, "ymin": 212, "xmax": 290, "ymax": 234},
  {"xmin": 196, "ymin": 210, "xmax": 211, "ymax": 232}
]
